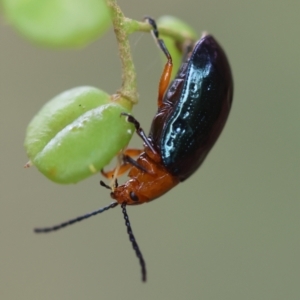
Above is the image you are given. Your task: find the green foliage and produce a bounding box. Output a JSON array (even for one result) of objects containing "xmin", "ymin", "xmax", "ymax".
[{"xmin": 2, "ymin": 0, "xmax": 111, "ymax": 47}]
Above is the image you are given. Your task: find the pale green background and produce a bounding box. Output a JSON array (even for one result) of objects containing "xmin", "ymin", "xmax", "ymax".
[{"xmin": 0, "ymin": 1, "xmax": 299, "ymax": 299}]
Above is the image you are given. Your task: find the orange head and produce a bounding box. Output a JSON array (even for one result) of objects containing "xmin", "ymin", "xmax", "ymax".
[{"xmin": 111, "ymin": 179, "xmax": 149, "ymax": 205}]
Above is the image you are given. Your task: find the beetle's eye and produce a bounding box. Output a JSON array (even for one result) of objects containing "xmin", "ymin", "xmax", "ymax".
[{"xmin": 130, "ymin": 191, "xmax": 139, "ymax": 202}]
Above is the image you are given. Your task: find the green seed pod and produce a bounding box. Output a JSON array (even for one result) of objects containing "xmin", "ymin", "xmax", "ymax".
[
  {"xmin": 24, "ymin": 87, "xmax": 134, "ymax": 184},
  {"xmin": 2, "ymin": 0, "xmax": 111, "ymax": 48},
  {"xmin": 157, "ymin": 16, "xmax": 197, "ymax": 79}
]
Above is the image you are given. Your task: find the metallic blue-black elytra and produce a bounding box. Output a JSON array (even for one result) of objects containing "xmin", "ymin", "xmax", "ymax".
[{"xmin": 149, "ymin": 35, "xmax": 233, "ymax": 181}]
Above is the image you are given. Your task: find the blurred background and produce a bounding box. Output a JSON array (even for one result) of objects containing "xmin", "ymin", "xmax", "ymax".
[{"xmin": 0, "ymin": 0, "xmax": 299, "ymax": 299}]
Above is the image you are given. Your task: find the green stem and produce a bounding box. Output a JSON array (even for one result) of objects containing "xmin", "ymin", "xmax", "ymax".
[
  {"xmin": 106, "ymin": 0, "xmax": 138, "ymax": 107},
  {"xmin": 106, "ymin": 0, "xmax": 196, "ymax": 108}
]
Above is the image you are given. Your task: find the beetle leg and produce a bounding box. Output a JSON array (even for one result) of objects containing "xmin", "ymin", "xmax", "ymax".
[
  {"xmin": 101, "ymin": 163, "xmax": 131, "ymax": 179},
  {"xmin": 121, "ymin": 113, "xmax": 158, "ymax": 155},
  {"xmin": 123, "ymin": 155, "xmax": 149, "ymax": 173},
  {"xmin": 145, "ymin": 17, "xmax": 173, "ymax": 108},
  {"xmin": 101, "ymin": 149, "xmax": 143, "ymax": 179}
]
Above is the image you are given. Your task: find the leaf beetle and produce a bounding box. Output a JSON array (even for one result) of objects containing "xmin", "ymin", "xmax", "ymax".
[{"xmin": 35, "ymin": 17, "xmax": 233, "ymax": 282}]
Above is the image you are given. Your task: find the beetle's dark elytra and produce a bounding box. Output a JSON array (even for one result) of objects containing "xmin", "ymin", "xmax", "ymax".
[{"xmin": 149, "ymin": 35, "xmax": 233, "ymax": 180}]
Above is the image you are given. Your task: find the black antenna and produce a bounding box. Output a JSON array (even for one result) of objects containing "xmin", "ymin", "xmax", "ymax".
[
  {"xmin": 121, "ymin": 202, "xmax": 147, "ymax": 282},
  {"xmin": 34, "ymin": 202, "xmax": 118, "ymax": 233}
]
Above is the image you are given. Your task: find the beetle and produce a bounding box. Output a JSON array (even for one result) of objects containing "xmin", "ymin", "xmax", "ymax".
[{"xmin": 34, "ymin": 17, "xmax": 233, "ymax": 282}]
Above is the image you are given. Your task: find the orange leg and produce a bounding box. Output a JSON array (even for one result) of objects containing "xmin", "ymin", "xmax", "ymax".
[
  {"xmin": 101, "ymin": 149, "xmax": 143, "ymax": 179},
  {"xmin": 145, "ymin": 17, "xmax": 173, "ymax": 108}
]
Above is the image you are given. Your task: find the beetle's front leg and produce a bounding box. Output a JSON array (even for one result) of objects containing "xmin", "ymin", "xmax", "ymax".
[{"xmin": 101, "ymin": 149, "xmax": 143, "ymax": 179}]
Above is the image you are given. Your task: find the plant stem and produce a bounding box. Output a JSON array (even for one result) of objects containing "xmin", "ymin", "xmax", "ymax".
[
  {"xmin": 106, "ymin": 0, "xmax": 138, "ymax": 106},
  {"xmin": 105, "ymin": 0, "xmax": 196, "ymax": 108}
]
